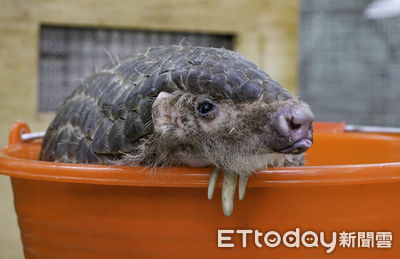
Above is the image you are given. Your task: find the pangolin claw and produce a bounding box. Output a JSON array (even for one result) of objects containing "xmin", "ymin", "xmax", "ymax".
[
  {"xmin": 238, "ymin": 175, "xmax": 249, "ymax": 201},
  {"xmin": 222, "ymin": 172, "xmax": 238, "ymax": 217},
  {"xmin": 208, "ymin": 167, "xmax": 220, "ymax": 200},
  {"xmin": 207, "ymin": 169, "xmax": 248, "ymax": 217}
]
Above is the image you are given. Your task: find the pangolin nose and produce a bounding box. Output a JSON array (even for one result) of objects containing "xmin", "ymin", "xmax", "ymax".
[{"xmin": 273, "ymin": 103, "xmax": 314, "ymax": 153}]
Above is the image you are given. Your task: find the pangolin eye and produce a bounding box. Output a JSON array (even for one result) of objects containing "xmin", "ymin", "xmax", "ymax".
[{"xmin": 196, "ymin": 100, "xmax": 216, "ymax": 116}]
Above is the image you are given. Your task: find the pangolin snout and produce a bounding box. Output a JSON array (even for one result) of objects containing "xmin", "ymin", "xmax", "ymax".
[{"xmin": 272, "ymin": 103, "xmax": 314, "ymax": 154}]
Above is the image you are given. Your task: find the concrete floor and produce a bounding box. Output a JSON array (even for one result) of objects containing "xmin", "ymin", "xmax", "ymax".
[{"xmin": 0, "ymin": 175, "xmax": 24, "ymax": 258}]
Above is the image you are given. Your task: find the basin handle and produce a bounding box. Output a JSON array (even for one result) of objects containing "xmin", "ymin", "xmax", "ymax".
[
  {"xmin": 21, "ymin": 131, "xmax": 46, "ymax": 141},
  {"xmin": 345, "ymin": 124, "xmax": 400, "ymax": 134},
  {"xmin": 8, "ymin": 121, "xmax": 31, "ymax": 145},
  {"xmin": 9, "ymin": 122, "xmax": 46, "ymax": 146}
]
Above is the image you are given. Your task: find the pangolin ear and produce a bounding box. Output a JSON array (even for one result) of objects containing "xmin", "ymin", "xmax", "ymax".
[{"xmin": 152, "ymin": 91, "xmax": 176, "ymax": 134}]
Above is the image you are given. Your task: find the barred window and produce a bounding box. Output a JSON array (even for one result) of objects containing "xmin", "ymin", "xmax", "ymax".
[{"xmin": 39, "ymin": 25, "xmax": 234, "ymax": 112}]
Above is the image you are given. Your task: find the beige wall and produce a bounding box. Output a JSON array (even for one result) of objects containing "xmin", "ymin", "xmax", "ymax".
[{"xmin": 0, "ymin": 0, "xmax": 298, "ymax": 257}]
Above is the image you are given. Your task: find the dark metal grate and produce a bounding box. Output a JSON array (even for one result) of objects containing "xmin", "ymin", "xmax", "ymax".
[
  {"xmin": 39, "ymin": 25, "xmax": 234, "ymax": 112},
  {"xmin": 299, "ymin": 0, "xmax": 400, "ymax": 127}
]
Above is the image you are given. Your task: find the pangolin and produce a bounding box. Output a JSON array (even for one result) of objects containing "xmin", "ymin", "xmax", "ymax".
[{"xmin": 39, "ymin": 45, "xmax": 314, "ymax": 217}]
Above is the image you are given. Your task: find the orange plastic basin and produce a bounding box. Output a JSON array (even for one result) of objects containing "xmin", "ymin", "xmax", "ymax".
[{"xmin": 0, "ymin": 121, "xmax": 400, "ymax": 258}]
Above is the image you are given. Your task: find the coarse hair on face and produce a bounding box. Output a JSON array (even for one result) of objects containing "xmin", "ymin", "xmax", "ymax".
[{"xmin": 115, "ymin": 90, "xmax": 305, "ymax": 174}]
